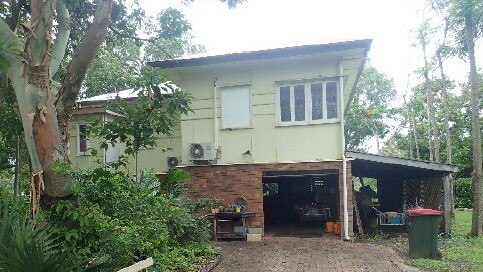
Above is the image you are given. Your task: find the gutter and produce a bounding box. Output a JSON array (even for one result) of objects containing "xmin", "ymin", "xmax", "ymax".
[{"xmin": 148, "ymin": 39, "xmax": 373, "ymax": 69}]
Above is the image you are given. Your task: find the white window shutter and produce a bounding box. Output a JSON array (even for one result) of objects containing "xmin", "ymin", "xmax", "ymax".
[{"xmin": 220, "ymin": 85, "xmax": 251, "ymax": 129}]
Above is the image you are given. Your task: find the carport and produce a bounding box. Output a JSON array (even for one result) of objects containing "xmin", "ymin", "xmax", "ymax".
[{"xmin": 346, "ymin": 151, "xmax": 459, "ymax": 234}]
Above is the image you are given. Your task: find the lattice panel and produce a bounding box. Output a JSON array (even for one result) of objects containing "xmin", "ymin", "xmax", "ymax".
[{"xmin": 402, "ymin": 176, "xmax": 443, "ymax": 211}]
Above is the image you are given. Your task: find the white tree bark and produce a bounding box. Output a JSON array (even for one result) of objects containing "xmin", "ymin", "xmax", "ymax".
[
  {"xmin": 465, "ymin": 13, "xmax": 483, "ymax": 237},
  {"xmin": 1, "ymin": 0, "xmax": 114, "ymax": 202}
]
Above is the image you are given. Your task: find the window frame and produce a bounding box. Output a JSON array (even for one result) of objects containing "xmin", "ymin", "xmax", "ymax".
[
  {"xmin": 76, "ymin": 123, "xmax": 90, "ymax": 156},
  {"xmin": 276, "ymin": 80, "xmax": 340, "ymax": 126}
]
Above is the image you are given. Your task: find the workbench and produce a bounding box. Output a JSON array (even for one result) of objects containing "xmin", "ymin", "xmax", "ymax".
[{"xmin": 205, "ymin": 212, "xmax": 255, "ymax": 241}]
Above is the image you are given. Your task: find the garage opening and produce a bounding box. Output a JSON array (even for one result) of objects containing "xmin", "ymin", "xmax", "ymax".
[{"xmin": 262, "ymin": 170, "xmax": 339, "ymax": 236}]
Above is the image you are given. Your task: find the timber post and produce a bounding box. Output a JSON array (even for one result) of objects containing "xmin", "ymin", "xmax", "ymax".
[{"xmin": 443, "ymin": 173, "xmax": 453, "ymax": 235}]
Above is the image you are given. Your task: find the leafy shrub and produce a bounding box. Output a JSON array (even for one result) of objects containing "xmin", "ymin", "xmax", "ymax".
[
  {"xmin": 46, "ymin": 167, "xmax": 215, "ymax": 271},
  {"xmin": 454, "ymin": 178, "xmax": 473, "ymax": 208},
  {"xmin": 0, "ymin": 197, "xmax": 79, "ymax": 272}
]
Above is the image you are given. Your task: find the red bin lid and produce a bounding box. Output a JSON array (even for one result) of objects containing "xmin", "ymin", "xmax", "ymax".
[{"xmin": 407, "ymin": 208, "xmax": 443, "ymax": 215}]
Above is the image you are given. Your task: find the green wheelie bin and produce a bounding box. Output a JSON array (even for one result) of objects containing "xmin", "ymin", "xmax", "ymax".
[{"xmin": 407, "ymin": 208, "xmax": 443, "ymax": 259}]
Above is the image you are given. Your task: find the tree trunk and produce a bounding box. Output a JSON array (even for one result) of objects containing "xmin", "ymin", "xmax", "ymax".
[
  {"xmin": 436, "ymin": 19, "xmax": 454, "ymax": 222},
  {"xmin": 437, "ymin": 20, "xmax": 452, "ymax": 165},
  {"xmin": 438, "ymin": 54, "xmax": 454, "ymax": 227},
  {"xmin": 465, "ymin": 14, "xmax": 483, "ymax": 237},
  {"xmin": 427, "ymin": 120, "xmax": 433, "ymax": 162},
  {"xmin": 1, "ymin": 0, "xmax": 114, "ymax": 213},
  {"xmin": 55, "ymin": 0, "xmax": 113, "ymax": 142},
  {"xmin": 421, "ymin": 33, "xmax": 440, "ymax": 163},
  {"xmin": 404, "ymin": 77, "xmax": 415, "ymax": 159},
  {"xmin": 412, "ymin": 113, "xmax": 421, "ymax": 159},
  {"xmin": 374, "ymin": 126, "xmax": 380, "ymax": 155},
  {"xmin": 408, "ymin": 120, "xmax": 414, "ymax": 158},
  {"xmin": 14, "ymin": 134, "xmax": 20, "ymax": 196}
]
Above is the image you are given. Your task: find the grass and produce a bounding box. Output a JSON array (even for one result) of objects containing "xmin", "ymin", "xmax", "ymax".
[{"xmin": 410, "ymin": 210, "xmax": 483, "ymax": 272}]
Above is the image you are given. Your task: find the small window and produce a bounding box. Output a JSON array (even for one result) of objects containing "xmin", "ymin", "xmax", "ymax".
[
  {"xmin": 220, "ymin": 85, "xmax": 251, "ymax": 129},
  {"xmin": 277, "ymin": 81, "xmax": 339, "ymax": 125},
  {"xmin": 77, "ymin": 124, "xmax": 89, "ymax": 155}
]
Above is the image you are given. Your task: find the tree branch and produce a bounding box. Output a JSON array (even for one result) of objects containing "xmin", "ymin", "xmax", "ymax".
[
  {"xmin": 0, "ymin": 17, "xmax": 23, "ymax": 63},
  {"xmin": 0, "ymin": 18, "xmax": 43, "ymax": 173},
  {"xmin": 50, "ymin": 0, "xmax": 70, "ymax": 76},
  {"xmin": 55, "ymin": 0, "xmax": 114, "ymax": 136},
  {"xmin": 109, "ymin": 25, "xmax": 177, "ymax": 60},
  {"xmin": 8, "ymin": 0, "xmax": 25, "ymax": 31},
  {"xmin": 109, "ymin": 25, "xmax": 161, "ymax": 42}
]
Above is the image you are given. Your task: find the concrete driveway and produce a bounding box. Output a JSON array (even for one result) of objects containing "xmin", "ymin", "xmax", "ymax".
[{"xmin": 212, "ymin": 235, "xmax": 418, "ymax": 272}]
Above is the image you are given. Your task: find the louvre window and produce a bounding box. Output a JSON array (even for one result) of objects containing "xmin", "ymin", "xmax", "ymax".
[{"xmin": 277, "ymin": 81, "xmax": 339, "ymax": 125}]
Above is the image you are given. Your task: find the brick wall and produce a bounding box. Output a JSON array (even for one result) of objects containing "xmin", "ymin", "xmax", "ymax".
[{"xmin": 180, "ymin": 161, "xmax": 353, "ymax": 236}]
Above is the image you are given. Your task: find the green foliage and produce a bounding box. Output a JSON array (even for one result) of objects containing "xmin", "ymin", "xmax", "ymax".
[
  {"xmin": 443, "ymin": 211, "xmax": 483, "ymax": 272},
  {"xmin": 346, "ymin": 65, "xmax": 397, "ymax": 150},
  {"xmin": 86, "ymin": 85, "xmax": 192, "ymax": 171},
  {"xmin": 454, "ymin": 178, "xmax": 473, "ymax": 208},
  {"xmin": 406, "ymin": 211, "xmax": 483, "ymax": 272},
  {"xmin": 410, "ymin": 258, "xmax": 446, "ymax": 269},
  {"xmin": 156, "ymin": 168, "xmax": 191, "ymax": 197},
  {"xmin": 453, "ymin": 210, "xmax": 473, "ymax": 237},
  {"xmin": 186, "ymin": 198, "xmax": 221, "ymax": 214},
  {"xmin": 46, "ymin": 167, "xmax": 215, "ymax": 271},
  {"xmin": 382, "ymin": 75, "xmax": 482, "ymax": 169},
  {"xmin": 83, "ymin": 6, "xmax": 204, "ymax": 98},
  {"xmin": 417, "ymin": 211, "xmax": 483, "ymax": 271},
  {"xmin": 0, "ymin": 197, "xmax": 80, "ymax": 272},
  {"xmin": 0, "ymin": 40, "xmax": 11, "ymax": 72}
]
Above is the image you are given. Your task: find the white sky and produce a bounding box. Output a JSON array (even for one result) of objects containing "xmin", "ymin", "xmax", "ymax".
[
  {"xmin": 143, "ymin": 0, "xmax": 481, "ymax": 94},
  {"xmin": 142, "ymin": 0, "xmax": 482, "ymax": 151}
]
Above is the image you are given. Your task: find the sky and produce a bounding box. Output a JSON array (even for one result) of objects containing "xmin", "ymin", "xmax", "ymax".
[
  {"xmin": 142, "ymin": 0, "xmax": 482, "ymax": 93},
  {"xmin": 142, "ymin": 0, "xmax": 482, "ymax": 150}
]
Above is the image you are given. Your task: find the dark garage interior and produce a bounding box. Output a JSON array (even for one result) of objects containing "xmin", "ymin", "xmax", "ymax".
[{"xmin": 262, "ymin": 170, "xmax": 340, "ymax": 235}]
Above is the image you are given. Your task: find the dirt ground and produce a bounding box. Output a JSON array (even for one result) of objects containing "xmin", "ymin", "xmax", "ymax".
[{"xmin": 212, "ymin": 234, "xmax": 417, "ymax": 272}]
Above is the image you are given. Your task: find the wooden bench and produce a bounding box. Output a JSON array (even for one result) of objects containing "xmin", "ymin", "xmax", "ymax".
[{"xmin": 117, "ymin": 257, "xmax": 154, "ymax": 272}]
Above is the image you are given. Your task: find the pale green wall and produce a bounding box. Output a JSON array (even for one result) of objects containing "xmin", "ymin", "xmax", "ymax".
[
  {"xmin": 69, "ymin": 113, "xmax": 182, "ymax": 174},
  {"xmin": 164, "ymin": 50, "xmax": 366, "ymax": 165},
  {"xmin": 69, "ymin": 48, "xmax": 366, "ymax": 172},
  {"xmin": 124, "ymin": 125, "xmax": 182, "ymax": 174},
  {"xmin": 69, "ymin": 114, "xmax": 105, "ymax": 170}
]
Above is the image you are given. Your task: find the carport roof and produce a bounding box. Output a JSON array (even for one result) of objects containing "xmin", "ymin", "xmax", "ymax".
[{"xmin": 346, "ymin": 150, "xmax": 459, "ymax": 179}]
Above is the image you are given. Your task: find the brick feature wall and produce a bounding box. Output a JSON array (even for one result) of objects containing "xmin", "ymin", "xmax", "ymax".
[{"xmin": 181, "ymin": 161, "xmax": 353, "ymax": 237}]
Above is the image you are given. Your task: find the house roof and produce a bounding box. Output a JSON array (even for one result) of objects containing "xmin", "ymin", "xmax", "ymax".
[
  {"xmin": 148, "ymin": 39, "xmax": 372, "ymax": 69},
  {"xmin": 346, "ymin": 150, "xmax": 459, "ymax": 180},
  {"xmin": 77, "ymin": 89, "xmax": 139, "ymax": 103},
  {"xmin": 72, "ymin": 107, "xmax": 125, "ymax": 118},
  {"xmin": 75, "ymin": 82, "xmax": 179, "ymax": 110}
]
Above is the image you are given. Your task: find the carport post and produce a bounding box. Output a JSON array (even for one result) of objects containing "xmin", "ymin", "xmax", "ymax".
[{"xmin": 443, "ymin": 173, "xmax": 453, "ymax": 235}]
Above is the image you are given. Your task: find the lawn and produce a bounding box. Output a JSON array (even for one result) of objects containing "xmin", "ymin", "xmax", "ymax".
[{"xmin": 410, "ymin": 210, "xmax": 483, "ymax": 272}]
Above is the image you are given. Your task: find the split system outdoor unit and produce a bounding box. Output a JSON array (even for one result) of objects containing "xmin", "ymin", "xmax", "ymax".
[
  {"xmin": 189, "ymin": 143, "xmax": 217, "ymax": 161},
  {"xmin": 167, "ymin": 156, "xmax": 180, "ymax": 168}
]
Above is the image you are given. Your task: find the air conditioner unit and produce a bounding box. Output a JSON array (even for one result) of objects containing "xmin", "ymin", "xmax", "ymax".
[
  {"xmin": 167, "ymin": 156, "xmax": 180, "ymax": 168},
  {"xmin": 189, "ymin": 143, "xmax": 217, "ymax": 161}
]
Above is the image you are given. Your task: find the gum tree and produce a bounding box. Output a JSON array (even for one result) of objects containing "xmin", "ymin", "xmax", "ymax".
[
  {"xmin": 0, "ymin": 0, "xmax": 243, "ymax": 214},
  {"xmin": 443, "ymin": 0, "xmax": 482, "ymax": 236}
]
